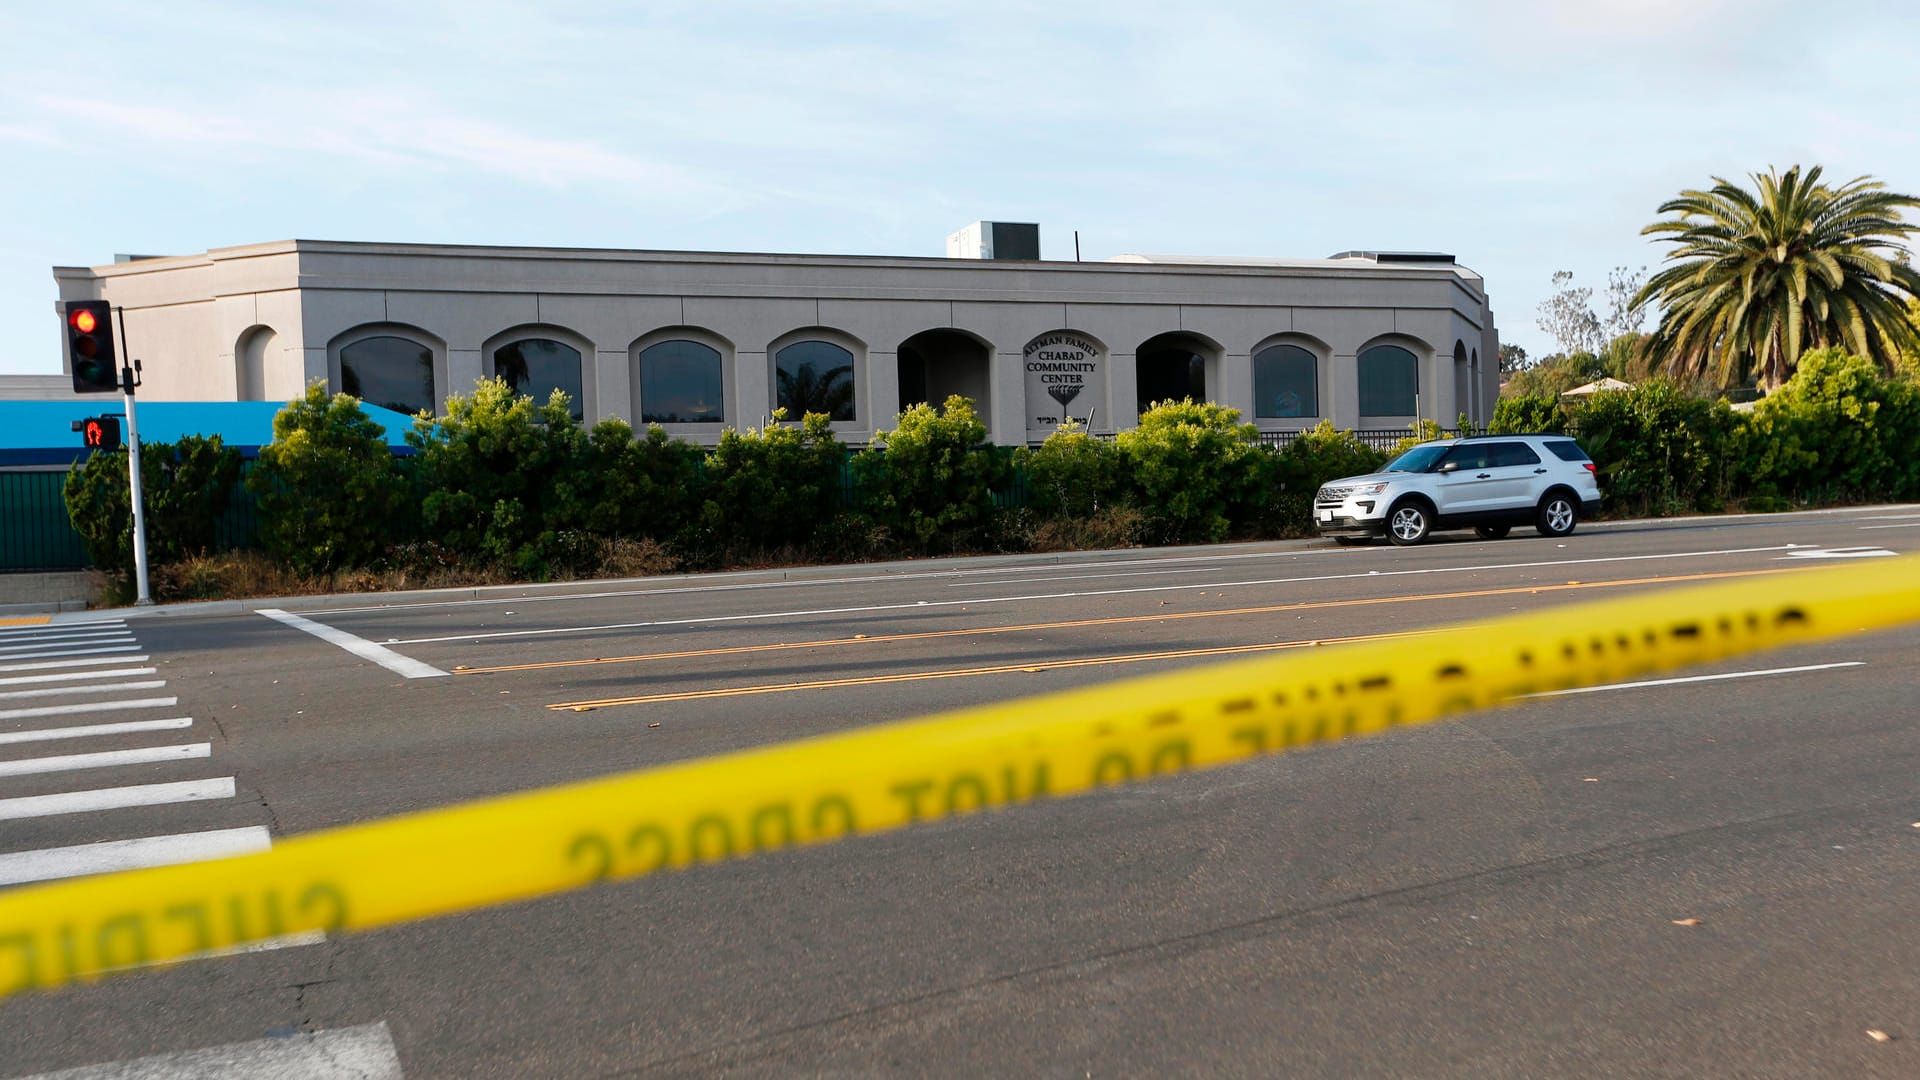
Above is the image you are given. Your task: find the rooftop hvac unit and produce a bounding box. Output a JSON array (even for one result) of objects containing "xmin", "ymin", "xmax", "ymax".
[{"xmin": 946, "ymin": 221, "xmax": 1040, "ymax": 260}]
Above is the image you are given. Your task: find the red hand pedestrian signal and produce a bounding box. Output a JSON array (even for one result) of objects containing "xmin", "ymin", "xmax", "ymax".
[{"xmin": 74, "ymin": 415, "xmax": 121, "ymax": 451}]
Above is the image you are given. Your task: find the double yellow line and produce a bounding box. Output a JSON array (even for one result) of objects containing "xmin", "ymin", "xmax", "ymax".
[{"xmin": 535, "ymin": 567, "xmax": 1804, "ymax": 711}]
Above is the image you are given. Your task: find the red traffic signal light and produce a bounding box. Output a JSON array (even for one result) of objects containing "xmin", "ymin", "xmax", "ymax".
[{"xmin": 63, "ymin": 300, "xmax": 119, "ymax": 393}]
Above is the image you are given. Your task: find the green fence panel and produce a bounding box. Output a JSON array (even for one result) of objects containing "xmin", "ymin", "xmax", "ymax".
[{"xmin": 0, "ymin": 471, "xmax": 90, "ymax": 571}]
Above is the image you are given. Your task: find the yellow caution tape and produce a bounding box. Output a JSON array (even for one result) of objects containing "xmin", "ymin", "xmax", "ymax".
[{"xmin": 4, "ymin": 552, "xmax": 1919, "ymax": 1000}]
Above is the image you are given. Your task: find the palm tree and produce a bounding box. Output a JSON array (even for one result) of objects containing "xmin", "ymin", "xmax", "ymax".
[
  {"xmin": 1635, "ymin": 165, "xmax": 1920, "ymax": 390},
  {"xmin": 776, "ymin": 361, "xmax": 855, "ymax": 420}
]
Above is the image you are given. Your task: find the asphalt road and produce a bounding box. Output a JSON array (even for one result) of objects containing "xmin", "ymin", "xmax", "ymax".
[{"xmin": 3, "ymin": 506, "xmax": 1919, "ymax": 1078}]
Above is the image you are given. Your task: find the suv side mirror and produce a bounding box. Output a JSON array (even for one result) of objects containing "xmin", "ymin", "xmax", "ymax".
[{"xmin": 1436, "ymin": 460, "xmax": 1459, "ymax": 474}]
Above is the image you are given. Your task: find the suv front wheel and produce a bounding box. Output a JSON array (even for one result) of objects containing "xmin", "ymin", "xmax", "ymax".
[
  {"xmin": 1536, "ymin": 492, "xmax": 1578, "ymax": 537},
  {"xmin": 1387, "ymin": 500, "xmax": 1432, "ymax": 546}
]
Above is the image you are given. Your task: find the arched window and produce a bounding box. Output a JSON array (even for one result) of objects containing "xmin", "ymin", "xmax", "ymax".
[
  {"xmin": 638, "ymin": 339, "xmax": 724, "ymax": 423},
  {"xmin": 1358, "ymin": 344, "xmax": 1419, "ymax": 417},
  {"xmin": 774, "ymin": 340, "xmax": 855, "ymax": 421},
  {"xmin": 340, "ymin": 335, "xmax": 436, "ymax": 416},
  {"xmin": 1252, "ymin": 344, "xmax": 1317, "ymax": 418},
  {"xmin": 493, "ymin": 337, "xmax": 583, "ymax": 420}
]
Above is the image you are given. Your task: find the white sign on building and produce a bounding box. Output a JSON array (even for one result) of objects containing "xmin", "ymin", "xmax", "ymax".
[{"xmin": 1023, "ymin": 331, "xmax": 1106, "ymax": 439}]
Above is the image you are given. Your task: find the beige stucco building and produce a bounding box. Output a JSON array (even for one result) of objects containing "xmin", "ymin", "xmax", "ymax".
[{"xmin": 45, "ymin": 236, "xmax": 1500, "ymax": 445}]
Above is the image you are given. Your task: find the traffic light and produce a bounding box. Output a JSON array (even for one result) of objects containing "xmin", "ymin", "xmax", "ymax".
[
  {"xmin": 63, "ymin": 300, "xmax": 120, "ymax": 394},
  {"xmin": 71, "ymin": 415, "xmax": 122, "ymax": 451}
]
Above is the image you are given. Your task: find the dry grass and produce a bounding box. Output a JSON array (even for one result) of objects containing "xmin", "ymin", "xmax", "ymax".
[
  {"xmin": 146, "ymin": 537, "xmax": 682, "ymax": 604},
  {"xmin": 1021, "ymin": 507, "xmax": 1147, "ymax": 552}
]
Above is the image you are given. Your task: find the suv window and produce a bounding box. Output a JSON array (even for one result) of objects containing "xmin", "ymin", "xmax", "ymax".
[
  {"xmin": 1439, "ymin": 445, "xmax": 1492, "ymax": 471},
  {"xmin": 1543, "ymin": 439, "xmax": 1590, "ymax": 462},
  {"xmin": 1486, "ymin": 441, "xmax": 1541, "ymax": 467}
]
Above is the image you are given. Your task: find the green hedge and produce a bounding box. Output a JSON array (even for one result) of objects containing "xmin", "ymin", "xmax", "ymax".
[{"xmin": 57, "ymin": 355, "xmax": 1920, "ymax": 585}]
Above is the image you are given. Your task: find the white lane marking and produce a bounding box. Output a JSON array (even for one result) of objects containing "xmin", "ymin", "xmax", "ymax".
[
  {"xmin": 100, "ymin": 931, "xmax": 329, "ymax": 975},
  {"xmin": 0, "ymin": 776, "xmax": 234, "ymax": 821},
  {"xmin": 0, "ymin": 679, "xmax": 169, "ymax": 701},
  {"xmin": 1855, "ymin": 513, "xmax": 1920, "ymax": 521},
  {"xmin": 258, "ymin": 608, "xmax": 448, "ymax": 678},
  {"xmin": 0, "ymin": 717, "xmax": 194, "ymax": 746},
  {"xmin": 0, "ymin": 644, "xmax": 141, "ymax": 661},
  {"xmin": 0, "ymin": 666, "xmax": 157, "ymax": 687},
  {"xmin": 12, "ymin": 1019, "xmax": 400, "ymax": 1080},
  {"xmin": 0, "ymin": 697, "xmax": 178, "ymax": 722},
  {"xmin": 393, "ymin": 544, "xmax": 1804, "ymax": 647},
  {"xmin": 0, "ymin": 825, "xmax": 268, "ymax": 886},
  {"xmin": 0, "ymin": 742, "xmax": 210, "ymax": 778},
  {"xmin": 1859, "ymin": 522, "xmax": 1920, "ymax": 530},
  {"xmin": 946, "ymin": 567, "xmax": 1221, "ymax": 588},
  {"xmin": 1529, "ymin": 661, "xmax": 1865, "ymax": 698},
  {"xmin": 1782, "ymin": 547, "xmax": 1896, "ymax": 558},
  {"xmin": 0, "ymin": 654, "xmax": 149, "ymax": 674}
]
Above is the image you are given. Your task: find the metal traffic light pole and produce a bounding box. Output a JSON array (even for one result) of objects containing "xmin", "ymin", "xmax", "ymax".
[{"xmin": 114, "ymin": 308, "xmax": 152, "ymax": 606}]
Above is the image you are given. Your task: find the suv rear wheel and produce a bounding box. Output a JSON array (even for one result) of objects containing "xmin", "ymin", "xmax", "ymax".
[
  {"xmin": 1536, "ymin": 492, "xmax": 1578, "ymax": 537},
  {"xmin": 1387, "ymin": 500, "xmax": 1432, "ymax": 546}
]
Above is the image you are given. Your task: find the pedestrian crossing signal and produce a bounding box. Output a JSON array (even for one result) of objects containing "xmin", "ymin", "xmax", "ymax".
[{"xmin": 72, "ymin": 415, "xmax": 122, "ymax": 451}]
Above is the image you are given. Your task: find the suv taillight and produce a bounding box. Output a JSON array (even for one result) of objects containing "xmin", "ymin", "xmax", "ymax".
[{"xmin": 1583, "ymin": 463, "xmax": 1597, "ymax": 474}]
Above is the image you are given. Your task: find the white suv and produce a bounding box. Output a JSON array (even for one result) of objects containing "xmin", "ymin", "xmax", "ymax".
[{"xmin": 1314, "ymin": 434, "xmax": 1603, "ymax": 546}]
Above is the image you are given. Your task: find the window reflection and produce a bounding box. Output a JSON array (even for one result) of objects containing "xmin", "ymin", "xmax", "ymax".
[
  {"xmin": 774, "ymin": 340, "xmax": 855, "ymax": 421},
  {"xmin": 340, "ymin": 336, "xmax": 435, "ymax": 416},
  {"xmin": 1253, "ymin": 344, "xmax": 1317, "ymax": 418},
  {"xmin": 494, "ymin": 338, "xmax": 584, "ymax": 420},
  {"xmin": 638, "ymin": 339, "xmax": 725, "ymax": 423}
]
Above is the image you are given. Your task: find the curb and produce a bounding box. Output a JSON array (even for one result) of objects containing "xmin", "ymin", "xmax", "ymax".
[{"xmin": 38, "ymin": 501, "xmax": 1920, "ymax": 624}]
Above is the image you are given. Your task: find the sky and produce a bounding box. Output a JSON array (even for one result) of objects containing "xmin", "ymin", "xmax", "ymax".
[{"xmin": 2, "ymin": 0, "xmax": 1918, "ymax": 374}]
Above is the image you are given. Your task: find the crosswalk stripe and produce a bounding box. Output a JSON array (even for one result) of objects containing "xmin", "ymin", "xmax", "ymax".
[
  {"xmin": 0, "ymin": 742, "xmax": 210, "ymax": 778},
  {"xmin": 0, "ymin": 680, "xmax": 169, "ymax": 701},
  {"xmin": 0, "ymin": 717, "xmax": 194, "ymax": 746},
  {"xmin": 0, "ymin": 696, "xmax": 178, "ymax": 722},
  {"xmin": 0, "ymin": 667, "xmax": 157, "ymax": 687},
  {"xmin": 0, "ymin": 655, "xmax": 150, "ymax": 674},
  {"xmin": 0, "ymin": 825, "xmax": 270, "ymax": 886},
  {"xmin": 0, "ymin": 618, "xmax": 122, "ymax": 634},
  {"xmin": 0, "ymin": 776, "xmax": 234, "ymax": 821},
  {"xmin": 0, "ymin": 630, "xmax": 135, "ymax": 644},
  {"xmin": 0, "ymin": 630, "xmax": 137, "ymax": 645},
  {"xmin": 0, "ymin": 645, "xmax": 141, "ymax": 662},
  {"xmin": 0, "ymin": 619, "xmax": 123, "ymax": 633},
  {"xmin": 0, "ymin": 635, "xmax": 137, "ymax": 651}
]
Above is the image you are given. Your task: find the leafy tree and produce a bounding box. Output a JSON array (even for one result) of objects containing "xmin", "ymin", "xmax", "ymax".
[
  {"xmin": 406, "ymin": 378, "xmax": 588, "ymax": 575},
  {"xmin": 1740, "ymin": 347, "xmax": 1920, "ymax": 501},
  {"xmin": 1574, "ymin": 379, "xmax": 1739, "ymax": 515},
  {"xmin": 1498, "ymin": 342, "xmax": 1530, "ymax": 374},
  {"xmin": 1536, "ymin": 270, "xmax": 1603, "ymax": 357},
  {"xmin": 1500, "ymin": 351, "xmax": 1608, "ymax": 399},
  {"xmin": 249, "ymin": 383, "xmax": 406, "ymax": 574},
  {"xmin": 855, "ymin": 395, "xmax": 1007, "ymax": 553},
  {"xmin": 64, "ymin": 435, "xmax": 242, "ymax": 578},
  {"xmin": 1018, "ymin": 419, "xmax": 1127, "ymax": 519},
  {"xmin": 1253, "ymin": 421, "xmax": 1387, "ymax": 535},
  {"xmin": 1115, "ymin": 399, "xmax": 1263, "ymax": 543},
  {"xmin": 1490, "ymin": 395, "xmax": 1566, "ymax": 434},
  {"xmin": 564, "ymin": 419, "xmax": 705, "ymax": 542},
  {"xmin": 693, "ymin": 409, "xmax": 847, "ymax": 557},
  {"xmin": 1636, "ymin": 165, "xmax": 1920, "ymax": 390}
]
